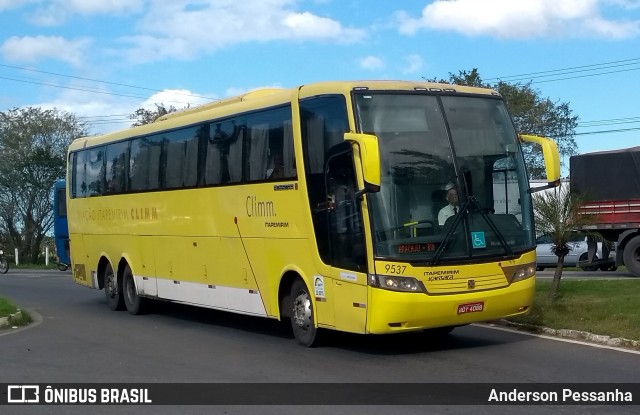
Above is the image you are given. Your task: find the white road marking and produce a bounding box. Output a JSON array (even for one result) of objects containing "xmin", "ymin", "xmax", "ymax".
[{"xmin": 477, "ymin": 323, "xmax": 640, "ymax": 355}]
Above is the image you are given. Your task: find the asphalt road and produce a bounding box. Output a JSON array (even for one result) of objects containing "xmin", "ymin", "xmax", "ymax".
[{"xmin": 1, "ymin": 269, "xmax": 639, "ymax": 415}]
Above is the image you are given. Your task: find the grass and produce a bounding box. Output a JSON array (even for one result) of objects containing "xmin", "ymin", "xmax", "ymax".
[
  {"xmin": 11, "ymin": 262, "xmax": 61, "ymax": 270},
  {"xmin": 509, "ymin": 279, "xmax": 640, "ymax": 342},
  {"xmin": 0, "ymin": 297, "xmax": 32, "ymax": 327}
]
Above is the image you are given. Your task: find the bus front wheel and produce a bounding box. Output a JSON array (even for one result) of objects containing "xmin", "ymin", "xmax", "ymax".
[
  {"xmin": 290, "ymin": 280, "xmax": 322, "ymax": 347},
  {"xmin": 104, "ymin": 263, "xmax": 125, "ymax": 311},
  {"xmin": 123, "ymin": 264, "xmax": 147, "ymax": 315}
]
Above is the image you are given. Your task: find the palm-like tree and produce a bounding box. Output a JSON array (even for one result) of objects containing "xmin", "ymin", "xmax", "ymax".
[{"xmin": 533, "ymin": 185, "xmax": 595, "ymax": 298}]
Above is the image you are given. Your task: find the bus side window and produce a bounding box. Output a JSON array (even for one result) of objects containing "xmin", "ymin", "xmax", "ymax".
[
  {"xmin": 87, "ymin": 147, "xmax": 105, "ymax": 196},
  {"xmin": 105, "ymin": 141, "xmax": 129, "ymax": 194},
  {"xmin": 205, "ymin": 120, "xmax": 243, "ymax": 185},
  {"xmin": 71, "ymin": 151, "xmax": 88, "ymax": 198}
]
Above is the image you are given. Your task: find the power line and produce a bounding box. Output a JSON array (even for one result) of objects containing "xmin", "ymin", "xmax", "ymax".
[
  {"xmin": 574, "ymin": 127, "xmax": 640, "ymax": 136},
  {"xmin": 529, "ymin": 66, "xmax": 640, "ymax": 84},
  {"xmin": 0, "ymin": 73, "xmax": 211, "ymax": 107},
  {"xmin": 485, "ymin": 57, "xmax": 640, "ymax": 84},
  {"xmin": 3, "ymin": 57, "xmax": 639, "ymax": 135},
  {"xmin": 0, "ymin": 74, "xmax": 192, "ymax": 104},
  {"xmin": 486, "ymin": 57, "xmax": 640, "ymax": 81},
  {"xmin": 0, "ymin": 63, "xmax": 216, "ymax": 101},
  {"xmin": 76, "ymin": 114, "xmax": 131, "ymax": 120},
  {"xmin": 577, "ymin": 116, "xmax": 640, "ymax": 128},
  {"xmin": 1, "ymin": 75, "xmax": 210, "ymax": 107}
]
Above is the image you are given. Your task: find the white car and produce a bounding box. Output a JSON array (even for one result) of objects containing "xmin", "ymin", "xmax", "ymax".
[{"xmin": 535, "ymin": 232, "xmax": 616, "ymax": 271}]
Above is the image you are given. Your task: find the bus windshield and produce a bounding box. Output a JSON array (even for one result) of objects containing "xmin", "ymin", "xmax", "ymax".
[{"xmin": 354, "ymin": 92, "xmax": 534, "ymax": 263}]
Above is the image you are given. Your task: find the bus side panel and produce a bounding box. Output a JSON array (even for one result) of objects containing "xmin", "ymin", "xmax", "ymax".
[
  {"xmin": 136, "ymin": 235, "xmax": 158, "ymax": 297},
  {"xmin": 243, "ymin": 237, "xmax": 332, "ymax": 322},
  {"xmin": 154, "ymin": 236, "xmax": 189, "ymax": 300},
  {"xmin": 69, "ymin": 234, "xmax": 94, "ymax": 288},
  {"xmin": 333, "ymin": 279, "xmax": 367, "ymax": 334},
  {"xmin": 149, "ymin": 235, "xmax": 267, "ymax": 316}
]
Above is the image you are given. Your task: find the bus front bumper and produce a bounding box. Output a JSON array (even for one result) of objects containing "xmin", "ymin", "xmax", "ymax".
[{"xmin": 366, "ymin": 277, "xmax": 535, "ymax": 334}]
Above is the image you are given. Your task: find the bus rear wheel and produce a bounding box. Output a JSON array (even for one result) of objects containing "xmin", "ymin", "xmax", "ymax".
[
  {"xmin": 290, "ymin": 280, "xmax": 322, "ymax": 347},
  {"xmin": 104, "ymin": 263, "xmax": 125, "ymax": 311},
  {"xmin": 123, "ymin": 265, "xmax": 147, "ymax": 315}
]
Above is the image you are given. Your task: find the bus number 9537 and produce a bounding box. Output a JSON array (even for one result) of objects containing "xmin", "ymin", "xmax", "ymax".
[{"xmin": 385, "ymin": 264, "xmax": 407, "ymax": 275}]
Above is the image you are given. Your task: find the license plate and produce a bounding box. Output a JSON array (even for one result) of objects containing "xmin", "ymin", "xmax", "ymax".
[{"xmin": 457, "ymin": 302, "xmax": 484, "ymax": 314}]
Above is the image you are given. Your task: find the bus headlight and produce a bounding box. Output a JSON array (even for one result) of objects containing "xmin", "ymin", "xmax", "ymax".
[
  {"xmin": 368, "ymin": 274, "xmax": 426, "ymax": 293},
  {"xmin": 509, "ymin": 263, "xmax": 536, "ymax": 283}
]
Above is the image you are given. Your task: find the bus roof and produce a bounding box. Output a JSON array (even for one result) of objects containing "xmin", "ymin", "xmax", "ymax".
[{"xmin": 69, "ymin": 80, "xmax": 499, "ymax": 151}]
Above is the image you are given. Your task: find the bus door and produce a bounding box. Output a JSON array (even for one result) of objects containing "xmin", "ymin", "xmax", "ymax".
[{"xmin": 323, "ymin": 144, "xmax": 368, "ymax": 333}]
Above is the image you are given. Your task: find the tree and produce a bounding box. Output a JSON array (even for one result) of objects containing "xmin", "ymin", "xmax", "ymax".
[
  {"xmin": 129, "ymin": 103, "xmax": 178, "ymax": 127},
  {"xmin": 427, "ymin": 69, "xmax": 579, "ymax": 179},
  {"xmin": 0, "ymin": 107, "xmax": 88, "ymax": 263},
  {"xmin": 532, "ymin": 186, "xmax": 595, "ymax": 297}
]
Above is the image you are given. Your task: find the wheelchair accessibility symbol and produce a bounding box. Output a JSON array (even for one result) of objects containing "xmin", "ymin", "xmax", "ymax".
[{"xmin": 471, "ymin": 232, "xmax": 486, "ymax": 249}]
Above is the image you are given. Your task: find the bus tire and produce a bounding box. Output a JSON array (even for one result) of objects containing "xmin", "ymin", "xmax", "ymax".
[
  {"xmin": 104, "ymin": 263, "xmax": 125, "ymax": 311},
  {"xmin": 57, "ymin": 263, "xmax": 68, "ymax": 272},
  {"xmin": 123, "ymin": 265, "xmax": 147, "ymax": 315},
  {"xmin": 623, "ymin": 236, "xmax": 640, "ymax": 277},
  {"xmin": 290, "ymin": 279, "xmax": 322, "ymax": 347}
]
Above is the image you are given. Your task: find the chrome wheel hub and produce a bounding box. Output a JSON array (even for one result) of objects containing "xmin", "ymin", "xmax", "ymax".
[{"xmin": 292, "ymin": 291, "xmax": 311, "ymax": 331}]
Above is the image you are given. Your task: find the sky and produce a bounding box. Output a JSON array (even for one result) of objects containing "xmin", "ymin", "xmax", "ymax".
[{"xmin": 1, "ymin": 0, "xmax": 639, "ymax": 169}]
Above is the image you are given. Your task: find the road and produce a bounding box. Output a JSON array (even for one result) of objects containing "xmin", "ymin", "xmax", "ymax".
[{"xmin": 1, "ymin": 269, "xmax": 639, "ymax": 415}]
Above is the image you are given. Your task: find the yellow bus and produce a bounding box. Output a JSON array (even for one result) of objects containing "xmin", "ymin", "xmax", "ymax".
[{"xmin": 67, "ymin": 80, "xmax": 560, "ymax": 346}]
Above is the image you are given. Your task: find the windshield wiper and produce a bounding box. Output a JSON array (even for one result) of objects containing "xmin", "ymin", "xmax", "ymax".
[
  {"xmin": 430, "ymin": 198, "xmax": 468, "ymax": 266},
  {"xmin": 430, "ymin": 196, "xmax": 513, "ymax": 266}
]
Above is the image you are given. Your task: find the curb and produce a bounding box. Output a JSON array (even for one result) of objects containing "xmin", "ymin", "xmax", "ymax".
[
  {"xmin": 0, "ymin": 309, "xmax": 23, "ymax": 329},
  {"xmin": 496, "ymin": 319, "xmax": 640, "ymax": 350}
]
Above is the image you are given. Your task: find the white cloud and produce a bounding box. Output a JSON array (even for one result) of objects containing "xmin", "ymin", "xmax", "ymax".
[
  {"xmin": 28, "ymin": 0, "xmax": 144, "ymax": 26},
  {"xmin": 359, "ymin": 55, "xmax": 384, "ymax": 70},
  {"xmin": 283, "ymin": 12, "xmax": 359, "ymax": 39},
  {"xmin": 402, "ymin": 54, "xmax": 423, "ymax": 75},
  {"xmin": 34, "ymin": 88, "xmax": 135, "ymax": 134},
  {"xmin": 0, "ymin": 36, "xmax": 92, "ymax": 65},
  {"xmin": 34, "ymin": 87, "xmax": 215, "ymax": 135},
  {"xmin": 141, "ymin": 89, "xmax": 213, "ymax": 110},
  {"xmin": 61, "ymin": 0, "xmax": 144, "ymax": 15},
  {"xmin": 121, "ymin": 0, "xmax": 366, "ymax": 63},
  {"xmin": 397, "ymin": 0, "xmax": 640, "ymax": 39},
  {"xmin": 0, "ymin": 0, "xmax": 36, "ymax": 11},
  {"xmin": 606, "ymin": 0, "xmax": 640, "ymax": 9}
]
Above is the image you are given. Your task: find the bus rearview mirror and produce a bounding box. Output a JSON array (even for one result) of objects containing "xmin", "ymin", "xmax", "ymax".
[
  {"xmin": 344, "ymin": 133, "xmax": 381, "ymax": 195},
  {"xmin": 519, "ymin": 134, "xmax": 561, "ymax": 187}
]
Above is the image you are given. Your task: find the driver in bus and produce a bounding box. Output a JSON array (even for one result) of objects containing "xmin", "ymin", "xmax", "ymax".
[{"xmin": 438, "ymin": 183, "xmax": 459, "ymax": 226}]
